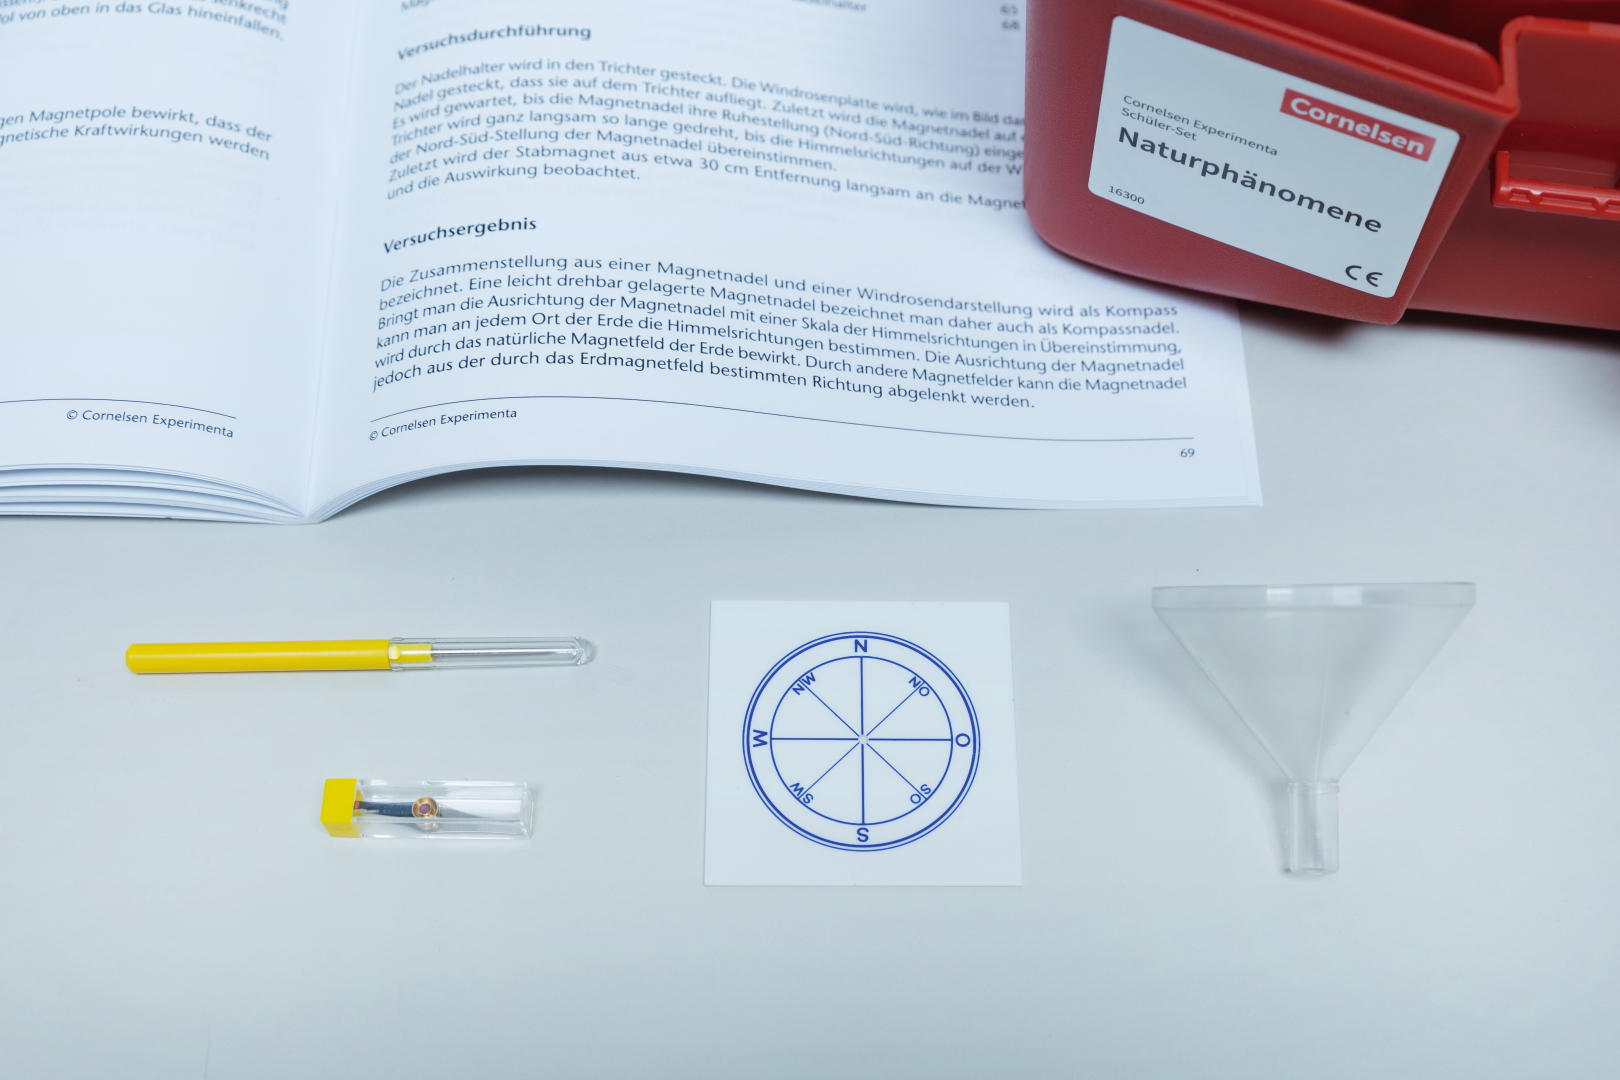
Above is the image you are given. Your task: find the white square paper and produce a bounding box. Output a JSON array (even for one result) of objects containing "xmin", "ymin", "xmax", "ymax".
[{"xmin": 705, "ymin": 602, "xmax": 1022, "ymax": 886}]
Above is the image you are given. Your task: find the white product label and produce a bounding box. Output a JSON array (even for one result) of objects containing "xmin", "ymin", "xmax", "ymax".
[{"xmin": 1088, "ymin": 17, "xmax": 1459, "ymax": 297}]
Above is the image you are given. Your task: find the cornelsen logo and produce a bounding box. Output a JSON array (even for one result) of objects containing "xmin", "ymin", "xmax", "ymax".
[{"xmin": 1281, "ymin": 90, "xmax": 1433, "ymax": 160}]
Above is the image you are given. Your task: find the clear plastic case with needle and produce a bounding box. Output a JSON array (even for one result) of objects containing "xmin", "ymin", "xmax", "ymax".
[{"xmin": 320, "ymin": 779, "xmax": 534, "ymax": 839}]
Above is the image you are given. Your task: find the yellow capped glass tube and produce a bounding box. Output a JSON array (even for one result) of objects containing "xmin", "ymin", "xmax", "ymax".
[{"xmin": 126, "ymin": 637, "xmax": 593, "ymax": 673}]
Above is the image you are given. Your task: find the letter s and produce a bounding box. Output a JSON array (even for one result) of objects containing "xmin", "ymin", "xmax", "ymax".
[{"xmin": 857, "ymin": 828, "xmax": 870, "ymax": 843}]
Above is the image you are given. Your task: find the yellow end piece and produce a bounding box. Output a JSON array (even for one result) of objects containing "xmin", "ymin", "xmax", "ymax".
[
  {"xmin": 125, "ymin": 640, "xmax": 393, "ymax": 673},
  {"xmin": 387, "ymin": 641, "xmax": 434, "ymax": 665},
  {"xmin": 320, "ymin": 778, "xmax": 361, "ymax": 838}
]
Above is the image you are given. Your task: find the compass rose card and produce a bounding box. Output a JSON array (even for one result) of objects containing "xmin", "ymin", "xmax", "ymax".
[{"xmin": 705, "ymin": 602, "xmax": 1022, "ymax": 886}]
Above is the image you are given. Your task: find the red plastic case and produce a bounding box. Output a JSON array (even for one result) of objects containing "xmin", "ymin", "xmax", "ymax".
[{"xmin": 1026, "ymin": 1, "xmax": 1620, "ymax": 330}]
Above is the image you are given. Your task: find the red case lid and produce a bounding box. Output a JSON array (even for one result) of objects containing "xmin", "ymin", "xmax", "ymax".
[{"xmin": 1026, "ymin": 0, "xmax": 1517, "ymax": 323}]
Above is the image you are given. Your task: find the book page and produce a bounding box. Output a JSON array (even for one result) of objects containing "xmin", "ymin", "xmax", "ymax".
[
  {"xmin": 0, "ymin": 1, "xmax": 356, "ymax": 516},
  {"xmin": 308, "ymin": 0, "xmax": 1260, "ymax": 514}
]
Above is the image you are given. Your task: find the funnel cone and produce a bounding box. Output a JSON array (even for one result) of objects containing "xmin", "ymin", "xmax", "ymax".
[{"xmin": 1152, "ymin": 583, "xmax": 1473, "ymax": 874}]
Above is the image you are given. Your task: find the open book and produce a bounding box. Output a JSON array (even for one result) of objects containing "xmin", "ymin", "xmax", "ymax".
[{"xmin": 0, "ymin": 0, "xmax": 1260, "ymax": 521}]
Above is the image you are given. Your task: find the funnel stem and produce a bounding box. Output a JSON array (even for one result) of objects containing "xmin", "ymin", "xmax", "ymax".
[{"xmin": 1287, "ymin": 781, "xmax": 1340, "ymax": 875}]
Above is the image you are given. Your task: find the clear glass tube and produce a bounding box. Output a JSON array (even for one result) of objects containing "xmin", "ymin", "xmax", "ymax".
[
  {"xmin": 388, "ymin": 637, "xmax": 593, "ymax": 669},
  {"xmin": 322, "ymin": 779, "xmax": 534, "ymax": 839}
]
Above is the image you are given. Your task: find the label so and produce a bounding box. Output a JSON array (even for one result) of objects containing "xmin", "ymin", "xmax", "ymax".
[{"xmin": 1087, "ymin": 17, "xmax": 1460, "ymax": 298}]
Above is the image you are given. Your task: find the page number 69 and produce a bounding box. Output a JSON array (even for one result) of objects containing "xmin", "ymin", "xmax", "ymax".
[{"xmin": 1180, "ymin": 448, "xmax": 1196, "ymax": 458}]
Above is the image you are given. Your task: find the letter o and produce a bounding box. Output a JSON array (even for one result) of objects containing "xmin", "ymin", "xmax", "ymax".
[
  {"xmin": 955, "ymin": 733, "xmax": 971, "ymax": 747},
  {"xmin": 1279, "ymin": 188, "xmax": 1295, "ymax": 202}
]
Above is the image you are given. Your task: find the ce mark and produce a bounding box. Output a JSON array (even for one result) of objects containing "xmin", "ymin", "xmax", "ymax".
[{"xmin": 1345, "ymin": 265, "xmax": 1383, "ymax": 288}]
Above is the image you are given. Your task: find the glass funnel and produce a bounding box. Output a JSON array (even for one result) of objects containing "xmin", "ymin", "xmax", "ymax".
[{"xmin": 1152, "ymin": 583, "xmax": 1474, "ymax": 875}]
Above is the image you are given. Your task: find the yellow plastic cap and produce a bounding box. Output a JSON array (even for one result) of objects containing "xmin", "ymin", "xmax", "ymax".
[
  {"xmin": 126, "ymin": 640, "xmax": 393, "ymax": 674},
  {"xmin": 320, "ymin": 778, "xmax": 361, "ymax": 838}
]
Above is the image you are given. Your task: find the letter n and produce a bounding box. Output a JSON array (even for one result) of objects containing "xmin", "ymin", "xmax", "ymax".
[
  {"xmin": 1118, "ymin": 127, "xmax": 1138, "ymax": 148},
  {"xmin": 853, "ymin": 639, "xmax": 868, "ymax": 653}
]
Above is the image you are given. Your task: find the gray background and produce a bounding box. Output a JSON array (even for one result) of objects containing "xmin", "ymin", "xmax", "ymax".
[{"xmin": 2, "ymin": 305, "xmax": 1617, "ymax": 1078}]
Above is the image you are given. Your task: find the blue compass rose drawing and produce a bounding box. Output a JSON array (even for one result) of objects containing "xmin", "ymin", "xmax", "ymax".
[{"xmin": 743, "ymin": 632, "xmax": 979, "ymax": 851}]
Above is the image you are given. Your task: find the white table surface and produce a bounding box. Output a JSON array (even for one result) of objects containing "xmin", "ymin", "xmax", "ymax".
[{"xmin": 2, "ymin": 305, "xmax": 1617, "ymax": 1079}]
